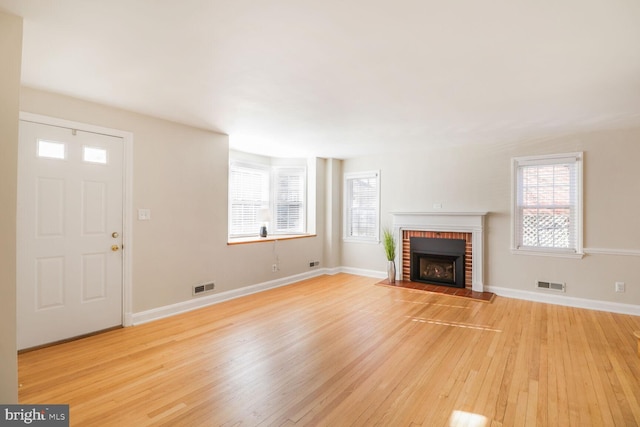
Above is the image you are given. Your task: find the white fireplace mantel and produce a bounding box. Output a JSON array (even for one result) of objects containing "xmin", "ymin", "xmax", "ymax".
[{"xmin": 391, "ymin": 212, "xmax": 488, "ymax": 292}]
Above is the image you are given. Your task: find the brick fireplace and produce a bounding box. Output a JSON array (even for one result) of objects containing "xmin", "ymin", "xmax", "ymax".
[{"xmin": 391, "ymin": 212, "xmax": 487, "ymax": 292}]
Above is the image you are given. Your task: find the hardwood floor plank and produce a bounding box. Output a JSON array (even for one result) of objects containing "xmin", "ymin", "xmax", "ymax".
[
  {"xmin": 18, "ymin": 273, "xmax": 640, "ymax": 426},
  {"xmin": 547, "ymin": 304, "xmax": 569, "ymax": 426}
]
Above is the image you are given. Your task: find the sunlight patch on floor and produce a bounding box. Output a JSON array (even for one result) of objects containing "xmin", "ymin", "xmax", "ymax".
[
  {"xmin": 449, "ymin": 410, "xmax": 488, "ymax": 427},
  {"xmin": 408, "ymin": 317, "xmax": 502, "ymax": 333}
]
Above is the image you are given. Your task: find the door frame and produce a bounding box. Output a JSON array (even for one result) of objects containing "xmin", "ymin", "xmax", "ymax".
[{"xmin": 19, "ymin": 112, "xmax": 134, "ymax": 326}]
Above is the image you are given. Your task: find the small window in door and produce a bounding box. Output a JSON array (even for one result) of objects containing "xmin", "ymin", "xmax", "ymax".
[
  {"xmin": 37, "ymin": 140, "xmax": 66, "ymax": 160},
  {"xmin": 83, "ymin": 146, "xmax": 108, "ymax": 164}
]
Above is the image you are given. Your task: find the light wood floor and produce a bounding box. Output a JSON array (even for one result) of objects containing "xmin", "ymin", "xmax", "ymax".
[{"xmin": 19, "ymin": 273, "xmax": 640, "ymax": 426}]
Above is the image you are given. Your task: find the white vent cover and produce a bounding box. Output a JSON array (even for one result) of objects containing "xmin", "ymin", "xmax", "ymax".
[
  {"xmin": 193, "ymin": 282, "xmax": 215, "ymax": 296},
  {"xmin": 536, "ymin": 280, "xmax": 565, "ymax": 292}
]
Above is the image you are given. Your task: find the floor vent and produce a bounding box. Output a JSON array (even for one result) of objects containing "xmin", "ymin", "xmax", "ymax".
[
  {"xmin": 536, "ymin": 280, "xmax": 565, "ymax": 292},
  {"xmin": 193, "ymin": 282, "xmax": 215, "ymax": 296}
]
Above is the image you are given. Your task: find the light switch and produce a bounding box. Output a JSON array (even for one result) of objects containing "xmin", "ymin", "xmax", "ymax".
[{"xmin": 138, "ymin": 208, "xmax": 151, "ymax": 220}]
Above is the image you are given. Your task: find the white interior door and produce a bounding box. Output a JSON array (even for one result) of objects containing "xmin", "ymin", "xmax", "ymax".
[{"xmin": 17, "ymin": 120, "xmax": 124, "ymax": 350}]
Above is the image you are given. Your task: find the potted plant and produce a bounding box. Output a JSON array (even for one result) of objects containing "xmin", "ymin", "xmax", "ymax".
[{"xmin": 383, "ymin": 228, "xmax": 396, "ymax": 283}]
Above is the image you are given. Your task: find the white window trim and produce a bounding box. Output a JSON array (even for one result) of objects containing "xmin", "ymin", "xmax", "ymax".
[
  {"xmin": 228, "ymin": 161, "xmax": 270, "ymax": 238},
  {"xmin": 511, "ymin": 152, "xmax": 584, "ymax": 259},
  {"xmin": 228, "ymin": 159, "xmax": 309, "ymax": 239},
  {"xmin": 343, "ymin": 170, "xmax": 381, "ymax": 244},
  {"xmin": 271, "ymin": 166, "xmax": 307, "ymax": 235}
]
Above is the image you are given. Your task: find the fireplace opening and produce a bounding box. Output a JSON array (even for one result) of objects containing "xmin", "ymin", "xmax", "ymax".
[
  {"xmin": 418, "ymin": 254, "xmax": 456, "ymax": 283},
  {"xmin": 410, "ymin": 237, "xmax": 465, "ymax": 288}
]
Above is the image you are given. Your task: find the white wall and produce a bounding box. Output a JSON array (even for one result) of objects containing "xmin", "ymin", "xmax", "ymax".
[
  {"xmin": 0, "ymin": 10, "xmax": 22, "ymax": 403},
  {"xmin": 20, "ymin": 87, "xmax": 326, "ymax": 314},
  {"xmin": 323, "ymin": 158, "xmax": 342, "ymax": 268},
  {"xmin": 341, "ymin": 129, "xmax": 640, "ymax": 305}
]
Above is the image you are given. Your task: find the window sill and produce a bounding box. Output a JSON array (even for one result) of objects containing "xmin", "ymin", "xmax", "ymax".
[
  {"xmin": 511, "ymin": 248, "xmax": 585, "ymax": 259},
  {"xmin": 227, "ymin": 234, "xmax": 316, "ymax": 245},
  {"xmin": 343, "ymin": 237, "xmax": 380, "ymax": 244}
]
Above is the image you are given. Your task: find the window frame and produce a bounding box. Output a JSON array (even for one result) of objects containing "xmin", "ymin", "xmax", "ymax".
[
  {"xmin": 228, "ymin": 161, "xmax": 271, "ymax": 238},
  {"xmin": 511, "ymin": 152, "xmax": 584, "ymax": 258},
  {"xmin": 343, "ymin": 170, "xmax": 381, "ymax": 243},
  {"xmin": 272, "ymin": 166, "xmax": 307, "ymax": 235},
  {"xmin": 228, "ymin": 160, "xmax": 308, "ymax": 239}
]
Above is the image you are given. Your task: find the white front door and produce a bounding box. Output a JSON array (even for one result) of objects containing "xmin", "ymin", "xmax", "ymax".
[{"xmin": 17, "ymin": 120, "xmax": 124, "ymax": 350}]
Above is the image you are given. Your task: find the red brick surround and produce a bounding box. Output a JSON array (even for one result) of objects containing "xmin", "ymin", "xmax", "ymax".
[{"xmin": 402, "ymin": 230, "xmax": 473, "ymax": 289}]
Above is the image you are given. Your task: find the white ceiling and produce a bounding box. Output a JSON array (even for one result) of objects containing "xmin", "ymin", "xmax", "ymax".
[{"xmin": 2, "ymin": 0, "xmax": 640, "ymax": 159}]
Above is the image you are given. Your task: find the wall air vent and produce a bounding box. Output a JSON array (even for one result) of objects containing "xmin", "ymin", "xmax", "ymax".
[
  {"xmin": 193, "ymin": 282, "xmax": 215, "ymax": 296},
  {"xmin": 536, "ymin": 280, "xmax": 565, "ymax": 292}
]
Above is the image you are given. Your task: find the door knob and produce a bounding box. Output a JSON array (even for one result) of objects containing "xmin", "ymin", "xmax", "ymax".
[
  {"xmin": 112, "ymin": 232, "xmax": 119, "ymax": 238},
  {"xmin": 111, "ymin": 245, "xmax": 120, "ymax": 252}
]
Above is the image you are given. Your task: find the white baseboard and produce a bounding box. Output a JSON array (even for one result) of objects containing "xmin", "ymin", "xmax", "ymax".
[
  {"xmin": 486, "ymin": 285, "xmax": 640, "ymax": 316},
  {"xmin": 132, "ymin": 268, "xmax": 330, "ymax": 325},
  {"xmin": 132, "ymin": 267, "xmax": 640, "ymax": 326},
  {"xmin": 338, "ymin": 266, "xmax": 386, "ymax": 279},
  {"xmin": 323, "ymin": 266, "xmax": 344, "ymax": 275}
]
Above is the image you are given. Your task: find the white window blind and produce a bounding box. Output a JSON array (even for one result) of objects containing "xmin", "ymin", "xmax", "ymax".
[
  {"xmin": 344, "ymin": 171, "xmax": 380, "ymax": 242},
  {"xmin": 273, "ymin": 167, "xmax": 306, "ymax": 233},
  {"xmin": 513, "ymin": 153, "xmax": 583, "ymax": 255},
  {"xmin": 229, "ymin": 163, "xmax": 269, "ymax": 237},
  {"xmin": 229, "ymin": 161, "xmax": 307, "ymax": 238}
]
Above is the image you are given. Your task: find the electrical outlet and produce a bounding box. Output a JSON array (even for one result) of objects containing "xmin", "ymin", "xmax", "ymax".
[
  {"xmin": 615, "ymin": 282, "xmax": 625, "ymax": 293},
  {"xmin": 272, "ymin": 264, "xmax": 278, "ymax": 272}
]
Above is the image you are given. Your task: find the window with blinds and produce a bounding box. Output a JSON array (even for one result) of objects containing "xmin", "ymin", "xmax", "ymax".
[
  {"xmin": 229, "ymin": 164, "xmax": 270, "ymax": 237},
  {"xmin": 273, "ymin": 167, "xmax": 305, "ymax": 233},
  {"xmin": 344, "ymin": 170, "xmax": 380, "ymax": 242},
  {"xmin": 229, "ymin": 162, "xmax": 307, "ymax": 238},
  {"xmin": 512, "ymin": 153, "xmax": 583, "ymax": 256}
]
